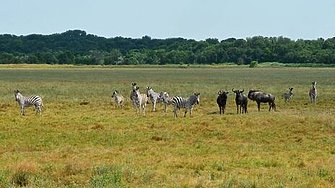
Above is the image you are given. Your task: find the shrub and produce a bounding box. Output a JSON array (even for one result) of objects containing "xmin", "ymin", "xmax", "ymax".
[{"xmin": 249, "ymin": 61, "xmax": 258, "ymax": 68}]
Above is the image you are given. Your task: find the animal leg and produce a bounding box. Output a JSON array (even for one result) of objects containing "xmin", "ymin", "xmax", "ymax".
[
  {"xmin": 257, "ymin": 102, "xmax": 261, "ymax": 111},
  {"xmin": 35, "ymin": 105, "xmax": 41, "ymax": 115},
  {"xmin": 21, "ymin": 106, "xmax": 25, "ymax": 116},
  {"xmin": 173, "ymin": 106, "xmax": 178, "ymax": 118},
  {"xmin": 142, "ymin": 105, "xmax": 146, "ymax": 116},
  {"xmin": 152, "ymin": 101, "xmax": 155, "ymax": 112}
]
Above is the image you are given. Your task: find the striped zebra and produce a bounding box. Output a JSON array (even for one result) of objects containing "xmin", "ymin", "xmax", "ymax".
[
  {"xmin": 283, "ymin": 87, "xmax": 293, "ymax": 102},
  {"xmin": 133, "ymin": 86, "xmax": 148, "ymax": 115},
  {"xmin": 146, "ymin": 86, "xmax": 163, "ymax": 112},
  {"xmin": 172, "ymin": 93, "xmax": 200, "ymax": 119},
  {"xmin": 14, "ymin": 90, "xmax": 43, "ymax": 116},
  {"xmin": 111, "ymin": 90, "xmax": 125, "ymax": 108},
  {"xmin": 309, "ymin": 81, "xmax": 317, "ymax": 104},
  {"xmin": 130, "ymin": 82, "xmax": 137, "ymax": 108},
  {"xmin": 159, "ymin": 91, "xmax": 171, "ymax": 112}
]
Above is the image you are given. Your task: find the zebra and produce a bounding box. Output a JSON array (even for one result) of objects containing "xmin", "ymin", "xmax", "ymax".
[
  {"xmin": 283, "ymin": 87, "xmax": 293, "ymax": 102},
  {"xmin": 133, "ymin": 86, "xmax": 148, "ymax": 115},
  {"xmin": 130, "ymin": 82, "xmax": 137, "ymax": 108},
  {"xmin": 146, "ymin": 86, "xmax": 164, "ymax": 112},
  {"xmin": 111, "ymin": 90, "xmax": 125, "ymax": 108},
  {"xmin": 309, "ymin": 81, "xmax": 317, "ymax": 104},
  {"xmin": 14, "ymin": 90, "xmax": 43, "ymax": 116},
  {"xmin": 171, "ymin": 93, "xmax": 200, "ymax": 119},
  {"xmin": 159, "ymin": 91, "xmax": 171, "ymax": 112}
]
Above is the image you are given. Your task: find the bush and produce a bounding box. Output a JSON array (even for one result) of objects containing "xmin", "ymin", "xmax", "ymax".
[{"xmin": 249, "ymin": 61, "xmax": 258, "ymax": 68}]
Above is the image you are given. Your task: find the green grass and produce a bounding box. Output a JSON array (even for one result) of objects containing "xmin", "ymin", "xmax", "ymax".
[{"xmin": 0, "ymin": 67, "xmax": 334, "ymax": 187}]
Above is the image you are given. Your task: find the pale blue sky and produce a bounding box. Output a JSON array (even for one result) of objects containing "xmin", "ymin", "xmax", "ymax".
[{"xmin": 0, "ymin": 0, "xmax": 334, "ymax": 40}]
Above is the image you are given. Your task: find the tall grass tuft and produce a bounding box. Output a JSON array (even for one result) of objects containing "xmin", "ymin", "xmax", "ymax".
[
  {"xmin": 90, "ymin": 165, "xmax": 125, "ymax": 188},
  {"xmin": 11, "ymin": 162, "xmax": 37, "ymax": 187}
]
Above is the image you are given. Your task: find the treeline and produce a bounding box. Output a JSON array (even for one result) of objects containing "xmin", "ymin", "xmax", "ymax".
[{"xmin": 0, "ymin": 30, "xmax": 335, "ymax": 65}]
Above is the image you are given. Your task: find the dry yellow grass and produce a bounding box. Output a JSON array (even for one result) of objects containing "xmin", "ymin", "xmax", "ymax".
[{"xmin": 0, "ymin": 67, "xmax": 334, "ymax": 187}]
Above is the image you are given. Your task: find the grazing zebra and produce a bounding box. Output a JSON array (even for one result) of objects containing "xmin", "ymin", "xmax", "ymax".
[
  {"xmin": 283, "ymin": 87, "xmax": 293, "ymax": 102},
  {"xmin": 14, "ymin": 90, "xmax": 43, "ymax": 116},
  {"xmin": 159, "ymin": 91, "xmax": 171, "ymax": 112},
  {"xmin": 309, "ymin": 81, "xmax": 317, "ymax": 104},
  {"xmin": 171, "ymin": 93, "xmax": 200, "ymax": 119},
  {"xmin": 146, "ymin": 86, "xmax": 164, "ymax": 112},
  {"xmin": 133, "ymin": 86, "xmax": 148, "ymax": 115},
  {"xmin": 111, "ymin": 90, "xmax": 125, "ymax": 108}
]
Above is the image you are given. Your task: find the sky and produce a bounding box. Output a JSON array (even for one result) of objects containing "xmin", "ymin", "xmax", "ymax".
[{"xmin": 0, "ymin": 0, "xmax": 334, "ymax": 40}]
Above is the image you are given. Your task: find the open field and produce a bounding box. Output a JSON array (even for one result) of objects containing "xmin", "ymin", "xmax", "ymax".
[{"xmin": 0, "ymin": 67, "xmax": 334, "ymax": 187}]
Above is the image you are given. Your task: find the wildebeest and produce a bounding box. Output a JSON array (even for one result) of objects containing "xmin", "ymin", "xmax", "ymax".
[
  {"xmin": 283, "ymin": 87, "xmax": 293, "ymax": 102},
  {"xmin": 216, "ymin": 90, "xmax": 229, "ymax": 114},
  {"xmin": 232, "ymin": 89, "xmax": 248, "ymax": 114},
  {"xmin": 248, "ymin": 90, "xmax": 276, "ymax": 111},
  {"xmin": 309, "ymin": 81, "xmax": 317, "ymax": 104}
]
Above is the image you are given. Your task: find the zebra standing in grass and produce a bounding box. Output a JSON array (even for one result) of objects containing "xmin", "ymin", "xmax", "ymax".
[
  {"xmin": 309, "ymin": 81, "xmax": 317, "ymax": 104},
  {"xmin": 146, "ymin": 86, "xmax": 163, "ymax": 112},
  {"xmin": 172, "ymin": 93, "xmax": 200, "ymax": 119},
  {"xmin": 111, "ymin": 90, "xmax": 125, "ymax": 108},
  {"xmin": 14, "ymin": 90, "xmax": 43, "ymax": 116},
  {"xmin": 159, "ymin": 91, "xmax": 171, "ymax": 112},
  {"xmin": 283, "ymin": 87, "xmax": 294, "ymax": 102},
  {"xmin": 130, "ymin": 82, "xmax": 137, "ymax": 108},
  {"xmin": 133, "ymin": 86, "xmax": 148, "ymax": 115}
]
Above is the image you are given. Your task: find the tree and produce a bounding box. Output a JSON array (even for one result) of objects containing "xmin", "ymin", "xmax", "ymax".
[{"xmin": 104, "ymin": 49, "xmax": 122, "ymax": 65}]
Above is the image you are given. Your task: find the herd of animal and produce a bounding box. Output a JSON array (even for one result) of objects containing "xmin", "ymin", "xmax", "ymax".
[{"xmin": 14, "ymin": 81, "xmax": 318, "ymax": 118}]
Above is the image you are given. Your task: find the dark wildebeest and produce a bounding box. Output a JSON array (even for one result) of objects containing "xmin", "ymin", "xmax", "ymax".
[
  {"xmin": 232, "ymin": 89, "xmax": 248, "ymax": 114},
  {"xmin": 216, "ymin": 90, "xmax": 229, "ymax": 114},
  {"xmin": 248, "ymin": 90, "xmax": 276, "ymax": 111}
]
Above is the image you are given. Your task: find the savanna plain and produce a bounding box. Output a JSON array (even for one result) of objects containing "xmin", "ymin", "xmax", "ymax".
[{"xmin": 0, "ymin": 67, "xmax": 334, "ymax": 188}]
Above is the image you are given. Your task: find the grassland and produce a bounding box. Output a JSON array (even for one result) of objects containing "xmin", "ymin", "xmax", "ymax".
[{"xmin": 0, "ymin": 67, "xmax": 334, "ymax": 188}]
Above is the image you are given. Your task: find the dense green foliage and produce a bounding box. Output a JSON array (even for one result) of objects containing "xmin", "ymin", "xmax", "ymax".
[{"xmin": 1, "ymin": 30, "xmax": 335, "ymax": 65}]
